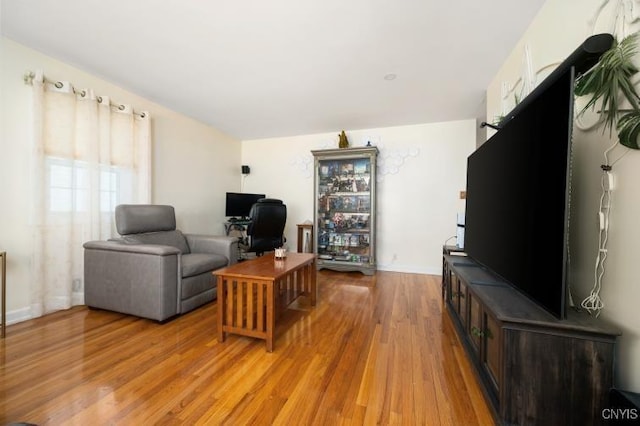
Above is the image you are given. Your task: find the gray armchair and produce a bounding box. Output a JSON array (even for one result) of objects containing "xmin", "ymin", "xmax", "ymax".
[{"xmin": 83, "ymin": 204, "xmax": 238, "ymax": 321}]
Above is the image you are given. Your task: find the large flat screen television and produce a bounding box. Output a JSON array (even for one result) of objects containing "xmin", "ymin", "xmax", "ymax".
[
  {"xmin": 464, "ymin": 34, "xmax": 613, "ymax": 319},
  {"xmin": 225, "ymin": 192, "xmax": 265, "ymax": 218}
]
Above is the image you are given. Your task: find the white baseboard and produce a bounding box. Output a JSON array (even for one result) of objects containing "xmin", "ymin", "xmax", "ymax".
[
  {"xmin": 5, "ymin": 299, "xmax": 83, "ymax": 326},
  {"xmin": 5, "ymin": 307, "xmax": 32, "ymax": 325},
  {"xmin": 376, "ymin": 263, "xmax": 441, "ymax": 275}
]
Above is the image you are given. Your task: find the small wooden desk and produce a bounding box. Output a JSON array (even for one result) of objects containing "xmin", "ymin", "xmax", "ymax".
[
  {"xmin": 296, "ymin": 223, "xmax": 313, "ymax": 253},
  {"xmin": 214, "ymin": 253, "xmax": 316, "ymax": 352}
]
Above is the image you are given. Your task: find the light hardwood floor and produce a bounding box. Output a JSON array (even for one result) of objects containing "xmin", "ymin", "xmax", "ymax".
[{"xmin": 0, "ymin": 270, "xmax": 494, "ymax": 425}]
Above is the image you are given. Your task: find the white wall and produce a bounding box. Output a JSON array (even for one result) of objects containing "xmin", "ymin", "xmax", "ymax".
[
  {"xmin": 486, "ymin": 0, "xmax": 640, "ymax": 392},
  {"xmin": 0, "ymin": 37, "xmax": 240, "ymax": 323},
  {"xmin": 241, "ymin": 120, "xmax": 475, "ymax": 274}
]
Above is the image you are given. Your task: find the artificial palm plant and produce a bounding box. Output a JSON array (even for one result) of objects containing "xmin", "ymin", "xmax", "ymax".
[{"xmin": 575, "ymin": 32, "xmax": 640, "ymax": 149}]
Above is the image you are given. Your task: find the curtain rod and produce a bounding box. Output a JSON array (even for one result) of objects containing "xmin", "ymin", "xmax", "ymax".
[{"xmin": 23, "ymin": 71, "xmax": 147, "ymax": 119}]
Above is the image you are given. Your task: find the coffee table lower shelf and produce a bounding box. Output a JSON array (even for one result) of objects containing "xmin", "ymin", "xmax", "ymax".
[{"xmin": 214, "ymin": 253, "xmax": 317, "ymax": 352}]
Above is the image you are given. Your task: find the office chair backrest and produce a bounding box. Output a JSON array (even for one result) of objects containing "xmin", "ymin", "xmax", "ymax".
[{"xmin": 247, "ymin": 198, "xmax": 287, "ymax": 254}]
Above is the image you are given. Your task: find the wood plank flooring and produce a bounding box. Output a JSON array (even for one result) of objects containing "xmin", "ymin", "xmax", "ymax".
[{"xmin": 0, "ymin": 270, "xmax": 494, "ymax": 425}]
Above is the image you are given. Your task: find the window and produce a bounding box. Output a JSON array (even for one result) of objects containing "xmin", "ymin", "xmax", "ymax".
[{"xmin": 46, "ymin": 157, "xmax": 132, "ymax": 213}]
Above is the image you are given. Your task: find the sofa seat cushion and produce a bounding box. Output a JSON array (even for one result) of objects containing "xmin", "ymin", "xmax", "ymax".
[
  {"xmin": 181, "ymin": 253, "xmax": 227, "ymax": 278},
  {"xmin": 123, "ymin": 230, "xmax": 190, "ymax": 254}
]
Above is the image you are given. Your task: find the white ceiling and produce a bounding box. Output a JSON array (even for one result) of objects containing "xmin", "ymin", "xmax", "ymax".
[{"xmin": 2, "ymin": 0, "xmax": 546, "ymax": 140}]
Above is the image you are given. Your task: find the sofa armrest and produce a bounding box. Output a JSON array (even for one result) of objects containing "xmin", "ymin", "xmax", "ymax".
[
  {"xmin": 83, "ymin": 240, "xmax": 180, "ymax": 256},
  {"xmin": 83, "ymin": 241, "xmax": 180, "ymax": 321},
  {"xmin": 184, "ymin": 234, "xmax": 238, "ymax": 265}
]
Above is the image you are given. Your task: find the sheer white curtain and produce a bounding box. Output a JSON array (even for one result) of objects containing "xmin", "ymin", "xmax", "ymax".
[{"xmin": 29, "ymin": 71, "xmax": 151, "ymax": 317}]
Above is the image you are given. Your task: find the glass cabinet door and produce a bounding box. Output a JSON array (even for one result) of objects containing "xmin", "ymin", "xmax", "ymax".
[{"xmin": 312, "ymin": 147, "xmax": 377, "ymax": 275}]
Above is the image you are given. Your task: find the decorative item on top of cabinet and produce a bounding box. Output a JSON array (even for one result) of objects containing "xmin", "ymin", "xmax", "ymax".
[
  {"xmin": 312, "ymin": 147, "xmax": 377, "ymax": 275},
  {"xmin": 338, "ymin": 130, "xmax": 349, "ymax": 148}
]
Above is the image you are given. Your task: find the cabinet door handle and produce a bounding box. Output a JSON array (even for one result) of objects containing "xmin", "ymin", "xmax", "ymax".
[
  {"xmin": 470, "ymin": 326, "xmax": 493, "ymax": 339},
  {"xmin": 471, "ymin": 326, "xmax": 484, "ymax": 337},
  {"xmin": 485, "ymin": 327, "xmax": 493, "ymax": 339}
]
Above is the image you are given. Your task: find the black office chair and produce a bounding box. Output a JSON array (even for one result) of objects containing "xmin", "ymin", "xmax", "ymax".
[{"xmin": 245, "ymin": 198, "xmax": 287, "ymax": 256}]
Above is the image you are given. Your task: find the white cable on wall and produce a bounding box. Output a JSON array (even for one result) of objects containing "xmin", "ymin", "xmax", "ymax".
[
  {"xmin": 578, "ymin": 0, "xmax": 638, "ymax": 316},
  {"xmin": 581, "ymin": 171, "xmax": 610, "ymax": 316},
  {"xmin": 580, "ymin": 139, "xmax": 625, "ymax": 316}
]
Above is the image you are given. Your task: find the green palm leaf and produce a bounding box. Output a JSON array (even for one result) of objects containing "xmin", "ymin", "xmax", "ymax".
[
  {"xmin": 617, "ymin": 110, "xmax": 640, "ymax": 149},
  {"xmin": 575, "ymin": 32, "xmax": 640, "ymax": 139}
]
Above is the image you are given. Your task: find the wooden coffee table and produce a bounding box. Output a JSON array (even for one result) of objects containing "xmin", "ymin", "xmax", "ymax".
[{"xmin": 214, "ymin": 252, "xmax": 316, "ymax": 352}]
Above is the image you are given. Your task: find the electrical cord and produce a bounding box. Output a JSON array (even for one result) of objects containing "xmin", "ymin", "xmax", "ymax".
[
  {"xmin": 444, "ymin": 235, "xmax": 456, "ymax": 246},
  {"xmin": 241, "ymin": 174, "xmax": 247, "ymax": 192},
  {"xmin": 576, "ymin": 6, "xmax": 634, "ymax": 316},
  {"xmin": 580, "ymin": 139, "xmax": 623, "ymax": 316},
  {"xmin": 581, "ymin": 171, "xmax": 610, "ymax": 316}
]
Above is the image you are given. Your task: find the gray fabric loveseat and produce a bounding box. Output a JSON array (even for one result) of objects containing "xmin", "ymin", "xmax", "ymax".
[{"xmin": 83, "ymin": 204, "xmax": 238, "ymax": 321}]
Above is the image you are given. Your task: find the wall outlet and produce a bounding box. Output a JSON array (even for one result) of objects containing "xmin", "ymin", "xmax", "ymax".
[{"xmin": 72, "ymin": 279, "xmax": 83, "ymax": 292}]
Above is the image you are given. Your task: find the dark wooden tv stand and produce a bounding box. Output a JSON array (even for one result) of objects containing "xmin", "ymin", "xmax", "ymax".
[{"xmin": 442, "ymin": 254, "xmax": 620, "ymax": 425}]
